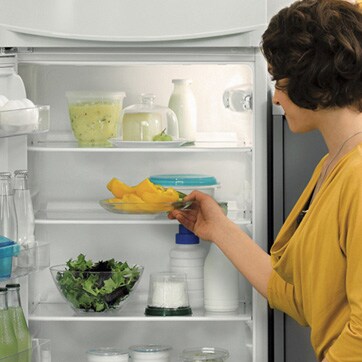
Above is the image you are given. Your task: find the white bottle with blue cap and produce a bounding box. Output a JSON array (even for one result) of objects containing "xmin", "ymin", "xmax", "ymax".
[{"xmin": 169, "ymin": 225, "xmax": 205, "ymax": 309}]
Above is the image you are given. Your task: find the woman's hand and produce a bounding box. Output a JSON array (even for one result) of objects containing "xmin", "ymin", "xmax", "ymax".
[{"xmin": 168, "ymin": 190, "xmax": 229, "ymax": 242}]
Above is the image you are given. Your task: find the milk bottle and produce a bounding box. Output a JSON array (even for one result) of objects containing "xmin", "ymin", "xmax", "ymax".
[{"xmin": 168, "ymin": 79, "xmax": 197, "ymax": 141}]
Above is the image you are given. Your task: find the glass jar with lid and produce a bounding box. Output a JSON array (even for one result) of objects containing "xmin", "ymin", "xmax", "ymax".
[
  {"xmin": 86, "ymin": 347, "xmax": 129, "ymax": 362},
  {"xmin": 129, "ymin": 344, "xmax": 172, "ymax": 361},
  {"xmin": 180, "ymin": 347, "xmax": 230, "ymax": 362},
  {"xmin": 120, "ymin": 94, "xmax": 179, "ymax": 142}
]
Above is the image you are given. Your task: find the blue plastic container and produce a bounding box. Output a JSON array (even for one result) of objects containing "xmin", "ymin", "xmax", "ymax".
[
  {"xmin": 0, "ymin": 240, "xmax": 20, "ymax": 278},
  {"xmin": 149, "ymin": 174, "xmax": 219, "ymax": 196}
]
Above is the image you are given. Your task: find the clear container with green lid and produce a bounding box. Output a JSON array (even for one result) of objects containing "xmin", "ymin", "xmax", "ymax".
[{"xmin": 180, "ymin": 347, "xmax": 230, "ymax": 362}]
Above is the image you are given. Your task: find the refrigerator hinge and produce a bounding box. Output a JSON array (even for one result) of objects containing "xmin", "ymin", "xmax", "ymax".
[{"xmin": 0, "ymin": 47, "xmax": 34, "ymax": 55}]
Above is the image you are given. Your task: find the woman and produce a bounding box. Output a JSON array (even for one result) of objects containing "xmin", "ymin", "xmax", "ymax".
[{"xmin": 169, "ymin": 0, "xmax": 362, "ymax": 361}]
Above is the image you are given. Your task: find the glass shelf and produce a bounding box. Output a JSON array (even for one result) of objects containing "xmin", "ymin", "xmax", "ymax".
[
  {"xmin": 28, "ymin": 132, "xmax": 252, "ymax": 153},
  {"xmin": 29, "ymin": 300, "xmax": 251, "ymax": 322},
  {"xmin": 34, "ymin": 201, "xmax": 252, "ymax": 225},
  {"xmin": 0, "ymin": 339, "xmax": 51, "ymax": 362},
  {"xmin": 0, "ymin": 241, "xmax": 50, "ymax": 281},
  {"xmin": 0, "ymin": 106, "xmax": 50, "ymax": 138}
]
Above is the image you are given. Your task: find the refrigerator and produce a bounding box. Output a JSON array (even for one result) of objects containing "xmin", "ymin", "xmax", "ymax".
[
  {"xmin": 0, "ymin": 0, "xmax": 271, "ymax": 361},
  {"xmin": 271, "ymin": 104, "xmax": 328, "ymax": 362}
]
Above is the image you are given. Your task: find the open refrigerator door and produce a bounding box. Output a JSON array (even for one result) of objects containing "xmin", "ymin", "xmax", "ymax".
[{"xmin": 0, "ymin": 1, "xmax": 269, "ymax": 361}]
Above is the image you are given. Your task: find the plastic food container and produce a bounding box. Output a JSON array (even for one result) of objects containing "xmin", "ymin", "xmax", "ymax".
[
  {"xmin": 86, "ymin": 347, "xmax": 129, "ymax": 362},
  {"xmin": 129, "ymin": 344, "xmax": 172, "ymax": 362},
  {"xmin": 0, "ymin": 239, "xmax": 20, "ymax": 278},
  {"xmin": 149, "ymin": 174, "xmax": 219, "ymax": 197},
  {"xmin": 145, "ymin": 272, "xmax": 192, "ymax": 316},
  {"xmin": 180, "ymin": 347, "xmax": 230, "ymax": 362},
  {"xmin": 66, "ymin": 91, "xmax": 126, "ymax": 146}
]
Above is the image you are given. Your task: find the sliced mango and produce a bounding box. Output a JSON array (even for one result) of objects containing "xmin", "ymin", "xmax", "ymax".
[
  {"xmin": 107, "ymin": 178, "xmax": 134, "ymax": 198},
  {"xmin": 141, "ymin": 188, "xmax": 179, "ymax": 203},
  {"xmin": 105, "ymin": 177, "xmax": 180, "ymax": 213},
  {"xmin": 134, "ymin": 178, "xmax": 161, "ymax": 197}
]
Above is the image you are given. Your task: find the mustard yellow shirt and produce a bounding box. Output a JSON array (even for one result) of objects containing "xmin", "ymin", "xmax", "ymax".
[{"xmin": 268, "ymin": 143, "xmax": 362, "ymax": 361}]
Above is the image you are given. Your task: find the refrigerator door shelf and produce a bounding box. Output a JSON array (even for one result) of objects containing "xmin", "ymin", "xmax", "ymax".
[
  {"xmin": 0, "ymin": 105, "xmax": 50, "ymax": 139},
  {"xmin": 0, "ymin": 241, "xmax": 50, "ymax": 281},
  {"xmin": 0, "ymin": 339, "xmax": 51, "ymax": 362}
]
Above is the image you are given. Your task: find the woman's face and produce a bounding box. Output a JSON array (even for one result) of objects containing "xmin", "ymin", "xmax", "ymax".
[{"xmin": 272, "ymin": 80, "xmax": 317, "ymax": 133}]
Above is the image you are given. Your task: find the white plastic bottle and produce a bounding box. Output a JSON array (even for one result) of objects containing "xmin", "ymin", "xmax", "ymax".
[
  {"xmin": 168, "ymin": 79, "xmax": 197, "ymax": 141},
  {"xmin": 203, "ymin": 243, "xmax": 240, "ymax": 313},
  {"xmin": 169, "ymin": 225, "xmax": 205, "ymax": 309}
]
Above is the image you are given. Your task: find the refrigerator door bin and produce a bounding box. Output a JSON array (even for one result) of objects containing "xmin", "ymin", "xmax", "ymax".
[
  {"xmin": 0, "ymin": 105, "xmax": 50, "ymax": 139},
  {"xmin": 0, "ymin": 241, "xmax": 50, "ymax": 281},
  {"xmin": 0, "ymin": 339, "xmax": 51, "ymax": 362}
]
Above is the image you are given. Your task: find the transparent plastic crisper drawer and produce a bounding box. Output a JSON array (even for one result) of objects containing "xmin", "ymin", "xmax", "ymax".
[
  {"xmin": 0, "ymin": 339, "xmax": 51, "ymax": 362},
  {"xmin": 0, "ymin": 241, "xmax": 50, "ymax": 280},
  {"xmin": 0, "ymin": 105, "xmax": 50, "ymax": 138}
]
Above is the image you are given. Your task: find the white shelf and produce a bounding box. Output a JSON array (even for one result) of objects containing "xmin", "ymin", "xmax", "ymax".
[
  {"xmin": 28, "ymin": 139, "xmax": 252, "ymax": 153},
  {"xmin": 0, "ymin": 241, "xmax": 50, "ymax": 281},
  {"xmin": 0, "ymin": 339, "xmax": 51, "ymax": 362},
  {"xmin": 34, "ymin": 202, "xmax": 252, "ymax": 225},
  {"xmin": 29, "ymin": 143, "xmax": 252, "ymax": 152},
  {"xmin": 29, "ymin": 301, "xmax": 251, "ymax": 322}
]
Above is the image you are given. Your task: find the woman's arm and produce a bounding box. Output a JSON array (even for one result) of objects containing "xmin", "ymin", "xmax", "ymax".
[{"xmin": 169, "ymin": 191, "xmax": 273, "ymax": 298}]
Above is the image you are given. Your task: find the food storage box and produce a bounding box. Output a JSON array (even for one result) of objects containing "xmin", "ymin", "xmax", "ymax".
[
  {"xmin": 180, "ymin": 347, "xmax": 230, "ymax": 361},
  {"xmin": 0, "ymin": 240, "xmax": 20, "ymax": 278},
  {"xmin": 66, "ymin": 91, "xmax": 126, "ymax": 146},
  {"xmin": 149, "ymin": 174, "xmax": 219, "ymax": 197}
]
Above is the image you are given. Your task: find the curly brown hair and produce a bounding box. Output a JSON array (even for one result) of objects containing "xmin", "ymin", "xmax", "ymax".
[{"xmin": 261, "ymin": 0, "xmax": 362, "ymax": 111}]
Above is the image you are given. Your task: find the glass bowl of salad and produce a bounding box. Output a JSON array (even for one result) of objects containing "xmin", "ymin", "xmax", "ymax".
[{"xmin": 50, "ymin": 254, "xmax": 143, "ymax": 314}]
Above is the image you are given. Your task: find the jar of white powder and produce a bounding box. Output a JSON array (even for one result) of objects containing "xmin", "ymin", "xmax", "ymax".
[{"xmin": 145, "ymin": 272, "xmax": 192, "ymax": 316}]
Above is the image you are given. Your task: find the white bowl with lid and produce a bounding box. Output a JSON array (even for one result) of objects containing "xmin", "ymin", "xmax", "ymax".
[
  {"xmin": 129, "ymin": 344, "xmax": 172, "ymax": 361},
  {"xmin": 86, "ymin": 347, "xmax": 129, "ymax": 362}
]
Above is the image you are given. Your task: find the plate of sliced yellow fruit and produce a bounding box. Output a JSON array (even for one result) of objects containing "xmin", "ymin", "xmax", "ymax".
[{"xmin": 99, "ymin": 177, "xmax": 192, "ymax": 214}]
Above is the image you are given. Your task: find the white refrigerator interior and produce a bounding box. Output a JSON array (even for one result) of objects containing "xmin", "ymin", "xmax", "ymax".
[{"xmin": 0, "ymin": 1, "xmax": 269, "ymax": 361}]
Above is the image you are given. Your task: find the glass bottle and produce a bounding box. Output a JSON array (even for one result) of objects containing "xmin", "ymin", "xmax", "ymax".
[
  {"xmin": 6, "ymin": 284, "xmax": 32, "ymax": 362},
  {"xmin": 0, "ymin": 287, "xmax": 18, "ymax": 362},
  {"xmin": 168, "ymin": 79, "xmax": 197, "ymax": 141},
  {"xmin": 0, "ymin": 173, "xmax": 18, "ymax": 242},
  {"xmin": 13, "ymin": 170, "xmax": 35, "ymax": 246}
]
